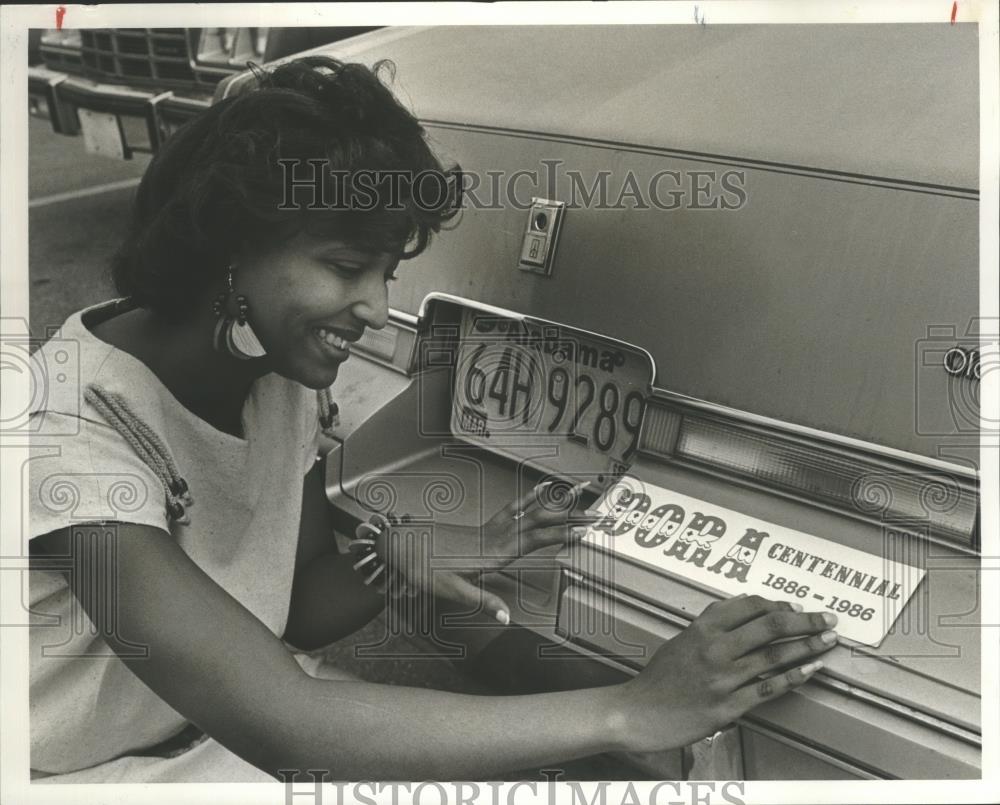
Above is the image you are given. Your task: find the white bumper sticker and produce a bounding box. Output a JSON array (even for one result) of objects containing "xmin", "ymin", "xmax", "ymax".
[{"xmin": 583, "ymin": 477, "xmax": 926, "ymax": 646}]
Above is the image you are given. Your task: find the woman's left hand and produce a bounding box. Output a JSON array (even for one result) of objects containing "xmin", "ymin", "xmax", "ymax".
[{"xmin": 354, "ymin": 479, "xmax": 599, "ymax": 622}]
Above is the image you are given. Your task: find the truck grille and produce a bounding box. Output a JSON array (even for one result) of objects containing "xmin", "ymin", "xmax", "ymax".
[{"xmin": 78, "ymin": 29, "xmax": 205, "ymax": 87}]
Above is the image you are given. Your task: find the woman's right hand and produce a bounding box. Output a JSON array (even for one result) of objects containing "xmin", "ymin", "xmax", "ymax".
[{"xmin": 618, "ymin": 594, "xmax": 838, "ymax": 753}]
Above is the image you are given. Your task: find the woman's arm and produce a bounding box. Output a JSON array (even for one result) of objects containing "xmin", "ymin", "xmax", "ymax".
[
  {"xmin": 33, "ymin": 522, "xmax": 835, "ymax": 780},
  {"xmin": 283, "ymin": 460, "xmax": 385, "ymax": 651},
  {"xmin": 33, "ymin": 522, "xmax": 624, "ymax": 778}
]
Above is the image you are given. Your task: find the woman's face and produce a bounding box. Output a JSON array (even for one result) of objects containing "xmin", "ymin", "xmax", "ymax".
[{"xmin": 233, "ymin": 230, "xmax": 400, "ymax": 389}]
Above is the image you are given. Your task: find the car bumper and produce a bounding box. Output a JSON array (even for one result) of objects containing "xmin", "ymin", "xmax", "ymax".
[{"xmin": 27, "ymin": 64, "xmax": 212, "ymax": 155}]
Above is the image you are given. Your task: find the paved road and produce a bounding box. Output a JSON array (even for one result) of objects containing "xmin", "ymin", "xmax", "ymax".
[{"xmin": 28, "ymin": 115, "xmax": 151, "ymax": 341}]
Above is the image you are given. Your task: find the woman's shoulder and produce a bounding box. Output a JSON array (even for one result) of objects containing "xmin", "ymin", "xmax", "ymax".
[
  {"xmin": 27, "ymin": 301, "xmax": 174, "ymax": 540},
  {"xmin": 30, "ymin": 300, "xmax": 152, "ymax": 420},
  {"xmin": 26, "ymin": 408, "xmax": 172, "ymax": 543}
]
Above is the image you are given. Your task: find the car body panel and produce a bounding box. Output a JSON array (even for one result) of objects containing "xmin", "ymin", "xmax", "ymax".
[{"xmin": 298, "ymin": 24, "xmax": 982, "ymax": 780}]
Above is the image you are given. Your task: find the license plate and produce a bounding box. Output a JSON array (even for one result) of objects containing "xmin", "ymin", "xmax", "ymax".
[
  {"xmin": 77, "ymin": 109, "xmax": 127, "ymax": 159},
  {"xmin": 451, "ymin": 308, "xmax": 651, "ymax": 474}
]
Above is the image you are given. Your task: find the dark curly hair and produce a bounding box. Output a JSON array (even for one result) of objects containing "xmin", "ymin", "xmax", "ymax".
[{"xmin": 112, "ymin": 56, "xmax": 458, "ymax": 321}]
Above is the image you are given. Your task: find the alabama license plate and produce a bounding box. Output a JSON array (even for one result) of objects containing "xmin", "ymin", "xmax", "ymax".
[
  {"xmin": 451, "ymin": 308, "xmax": 651, "ymax": 475},
  {"xmin": 77, "ymin": 109, "xmax": 127, "ymax": 160}
]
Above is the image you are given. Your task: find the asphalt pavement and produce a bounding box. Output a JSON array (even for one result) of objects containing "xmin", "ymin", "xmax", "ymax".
[{"xmin": 28, "ymin": 114, "xmax": 150, "ymax": 342}]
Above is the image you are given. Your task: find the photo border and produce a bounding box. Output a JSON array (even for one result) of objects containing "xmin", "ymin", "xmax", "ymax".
[{"xmin": 2, "ymin": 3, "xmax": 997, "ymax": 804}]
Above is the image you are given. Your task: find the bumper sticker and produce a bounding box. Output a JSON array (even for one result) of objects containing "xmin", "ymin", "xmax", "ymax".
[{"xmin": 583, "ymin": 477, "xmax": 927, "ymax": 646}]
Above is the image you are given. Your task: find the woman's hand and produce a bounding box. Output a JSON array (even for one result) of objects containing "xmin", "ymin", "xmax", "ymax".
[
  {"xmin": 478, "ymin": 478, "xmax": 599, "ymax": 568},
  {"xmin": 616, "ymin": 594, "xmax": 838, "ymax": 752},
  {"xmin": 361, "ymin": 479, "xmax": 598, "ymax": 621}
]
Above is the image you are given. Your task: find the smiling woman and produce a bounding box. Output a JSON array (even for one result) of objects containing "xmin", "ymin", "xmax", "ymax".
[
  {"xmin": 27, "ymin": 55, "xmax": 465, "ymax": 781},
  {"xmin": 25, "ymin": 54, "xmax": 835, "ymax": 783}
]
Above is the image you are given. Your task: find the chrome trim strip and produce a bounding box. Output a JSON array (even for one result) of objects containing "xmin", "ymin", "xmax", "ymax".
[
  {"xmin": 564, "ymin": 572, "xmax": 981, "ymax": 746},
  {"xmin": 816, "ymin": 675, "xmax": 980, "ymax": 746},
  {"xmin": 422, "ymin": 120, "xmax": 979, "ymax": 200}
]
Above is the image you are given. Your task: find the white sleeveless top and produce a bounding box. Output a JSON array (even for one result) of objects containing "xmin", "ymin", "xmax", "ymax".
[{"xmin": 26, "ymin": 300, "xmax": 321, "ymax": 774}]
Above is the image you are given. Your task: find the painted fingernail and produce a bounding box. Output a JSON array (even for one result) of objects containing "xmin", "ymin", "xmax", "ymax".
[
  {"xmin": 800, "ymin": 660, "xmax": 824, "ymax": 676},
  {"xmin": 495, "ymin": 610, "xmax": 510, "ymax": 625},
  {"xmin": 823, "ymin": 613, "xmax": 839, "ymax": 627},
  {"xmin": 788, "ymin": 601, "xmax": 804, "ymax": 612},
  {"xmin": 820, "ymin": 630, "xmax": 838, "ymax": 644}
]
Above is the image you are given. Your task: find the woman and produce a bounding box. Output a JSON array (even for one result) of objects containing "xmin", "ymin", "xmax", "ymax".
[{"xmin": 26, "ymin": 56, "xmax": 837, "ymax": 782}]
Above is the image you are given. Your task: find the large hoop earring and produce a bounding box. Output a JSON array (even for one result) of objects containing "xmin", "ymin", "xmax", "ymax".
[{"xmin": 212, "ymin": 265, "xmax": 267, "ymax": 360}]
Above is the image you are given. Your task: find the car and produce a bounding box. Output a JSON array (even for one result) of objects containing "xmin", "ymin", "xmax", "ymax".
[
  {"xmin": 213, "ymin": 25, "xmax": 982, "ymax": 781},
  {"xmin": 26, "ymin": 26, "xmax": 377, "ymax": 157}
]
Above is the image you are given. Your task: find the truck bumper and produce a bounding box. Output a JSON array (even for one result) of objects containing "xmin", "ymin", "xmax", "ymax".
[{"xmin": 27, "ymin": 65, "xmax": 211, "ymax": 155}]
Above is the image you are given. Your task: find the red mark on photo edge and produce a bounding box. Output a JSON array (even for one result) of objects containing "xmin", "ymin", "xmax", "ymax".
[
  {"xmin": 950, "ymin": 1, "xmax": 957, "ymax": 24},
  {"xmin": 56, "ymin": 6, "xmax": 66, "ymax": 30}
]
